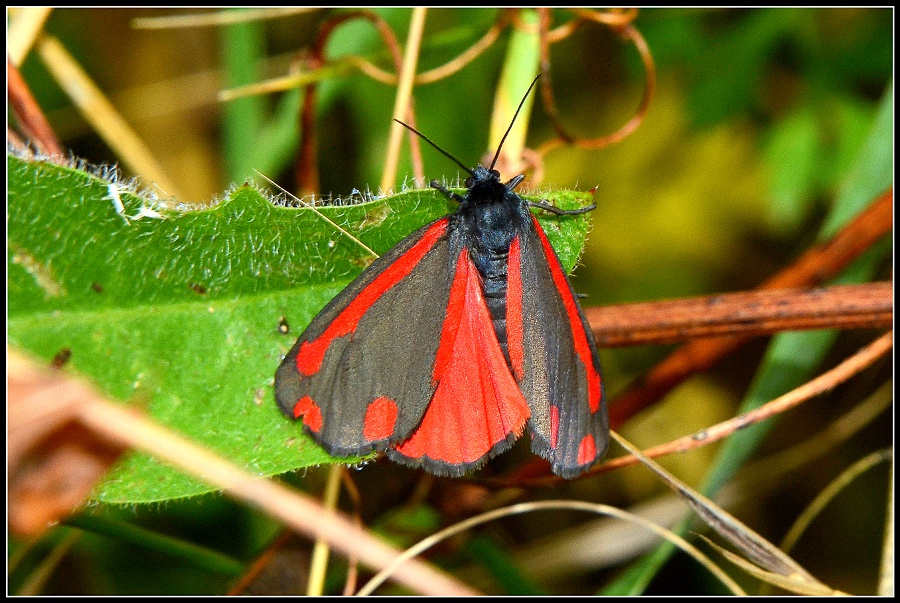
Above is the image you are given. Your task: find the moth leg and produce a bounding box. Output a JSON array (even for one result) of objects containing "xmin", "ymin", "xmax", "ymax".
[
  {"xmin": 528, "ymin": 200, "xmax": 597, "ymax": 216},
  {"xmin": 505, "ymin": 174, "xmax": 526, "ymax": 190},
  {"xmin": 430, "ymin": 179, "xmax": 466, "ymax": 203}
]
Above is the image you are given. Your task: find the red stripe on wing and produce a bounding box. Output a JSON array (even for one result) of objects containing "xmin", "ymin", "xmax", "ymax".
[
  {"xmin": 506, "ymin": 235, "xmax": 525, "ymax": 381},
  {"xmin": 395, "ymin": 249, "xmax": 530, "ymax": 465},
  {"xmin": 550, "ymin": 406, "xmax": 559, "ymax": 448},
  {"xmin": 296, "ymin": 219, "xmax": 449, "ymax": 376},
  {"xmin": 530, "ymin": 216, "xmax": 602, "ymax": 412}
]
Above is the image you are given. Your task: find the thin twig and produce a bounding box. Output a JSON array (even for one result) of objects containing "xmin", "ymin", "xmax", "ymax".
[
  {"xmin": 7, "ymin": 58, "xmax": 63, "ymax": 157},
  {"xmin": 339, "ymin": 472, "xmax": 363, "ymax": 596},
  {"xmin": 414, "ymin": 13, "xmax": 508, "ymax": 84},
  {"xmin": 226, "ymin": 531, "xmax": 294, "ymax": 595},
  {"xmin": 297, "ymin": 10, "xmax": 412, "ymax": 193},
  {"xmin": 593, "ymin": 331, "xmax": 892, "ymax": 475},
  {"xmin": 537, "ymin": 8, "xmax": 655, "ymax": 154},
  {"xmin": 221, "ymin": 11, "xmax": 507, "ymax": 97},
  {"xmin": 347, "ymin": 12, "xmax": 512, "ymax": 86},
  {"xmin": 357, "ymin": 499, "xmax": 745, "ymax": 596}
]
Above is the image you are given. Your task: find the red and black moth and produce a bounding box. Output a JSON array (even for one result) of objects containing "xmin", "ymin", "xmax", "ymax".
[{"xmin": 275, "ymin": 76, "xmax": 608, "ymax": 479}]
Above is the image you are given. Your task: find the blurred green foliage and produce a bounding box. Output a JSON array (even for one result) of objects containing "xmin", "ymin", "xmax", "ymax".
[{"xmin": 9, "ymin": 7, "xmax": 892, "ymax": 596}]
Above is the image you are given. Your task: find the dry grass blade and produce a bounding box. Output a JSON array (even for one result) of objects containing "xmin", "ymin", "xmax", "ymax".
[
  {"xmin": 13, "ymin": 530, "xmax": 81, "ymax": 596},
  {"xmin": 8, "ymin": 351, "xmax": 126, "ymax": 538},
  {"xmin": 7, "ymin": 7, "xmax": 53, "ymax": 65},
  {"xmin": 879, "ymin": 463, "xmax": 894, "ymax": 596},
  {"xmin": 35, "ymin": 35, "xmax": 180, "ymax": 198},
  {"xmin": 732, "ymin": 381, "xmax": 893, "ymax": 498},
  {"xmin": 132, "ymin": 8, "xmax": 317, "ymax": 29},
  {"xmin": 781, "ymin": 448, "xmax": 892, "ymax": 556},
  {"xmin": 254, "ymin": 169, "xmax": 378, "ymax": 258},
  {"xmin": 697, "ymin": 535, "xmax": 844, "ymax": 595},
  {"xmin": 218, "ymin": 11, "xmax": 506, "ymax": 99},
  {"xmin": 381, "ymin": 7, "xmax": 428, "ymax": 192},
  {"xmin": 611, "ymin": 431, "xmax": 829, "ymax": 588},
  {"xmin": 219, "ymin": 64, "xmax": 347, "ymax": 102},
  {"xmin": 7, "ymin": 350, "xmax": 477, "ymax": 596},
  {"xmin": 306, "ymin": 465, "xmax": 343, "ymax": 596},
  {"xmin": 357, "ymin": 499, "xmax": 746, "ymax": 596}
]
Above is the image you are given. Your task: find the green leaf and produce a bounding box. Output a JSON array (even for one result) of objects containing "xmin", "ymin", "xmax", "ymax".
[
  {"xmin": 7, "ymin": 152, "xmax": 595, "ymax": 504},
  {"xmin": 221, "ymin": 14, "xmax": 267, "ymax": 182},
  {"xmin": 465, "ymin": 535, "xmax": 546, "ymax": 595},
  {"xmin": 764, "ymin": 105, "xmax": 821, "ymax": 231},
  {"xmin": 822, "ymin": 79, "xmax": 893, "ymax": 239}
]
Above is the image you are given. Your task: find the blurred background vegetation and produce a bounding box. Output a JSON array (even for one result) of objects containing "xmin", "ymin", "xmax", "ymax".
[{"xmin": 9, "ymin": 7, "xmax": 892, "ymax": 595}]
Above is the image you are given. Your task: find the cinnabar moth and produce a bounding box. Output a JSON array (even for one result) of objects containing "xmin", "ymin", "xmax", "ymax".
[{"xmin": 275, "ymin": 75, "xmax": 608, "ymax": 479}]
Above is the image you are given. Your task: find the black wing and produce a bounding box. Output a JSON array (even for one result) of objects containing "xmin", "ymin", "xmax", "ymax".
[
  {"xmin": 275, "ymin": 218, "xmax": 454, "ymax": 457},
  {"xmin": 507, "ymin": 215, "xmax": 609, "ymax": 478}
]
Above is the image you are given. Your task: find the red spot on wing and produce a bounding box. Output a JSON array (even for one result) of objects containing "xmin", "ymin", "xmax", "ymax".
[
  {"xmin": 395, "ymin": 250, "xmax": 530, "ymax": 465},
  {"xmin": 293, "ymin": 395, "xmax": 323, "ymax": 433},
  {"xmin": 296, "ymin": 219, "xmax": 449, "ymax": 376},
  {"xmin": 363, "ymin": 397, "xmax": 399, "ymax": 441},
  {"xmin": 506, "ymin": 235, "xmax": 524, "ymax": 380},
  {"xmin": 531, "ymin": 216, "xmax": 602, "ymax": 412},
  {"xmin": 577, "ymin": 434, "xmax": 597, "ymax": 466}
]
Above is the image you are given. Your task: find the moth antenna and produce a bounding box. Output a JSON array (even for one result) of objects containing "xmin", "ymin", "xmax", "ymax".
[
  {"xmin": 394, "ymin": 119, "xmax": 474, "ymax": 177},
  {"xmin": 489, "ymin": 73, "xmax": 541, "ymax": 171}
]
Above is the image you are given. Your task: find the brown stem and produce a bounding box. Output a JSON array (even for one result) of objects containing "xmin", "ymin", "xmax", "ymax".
[
  {"xmin": 607, "ymin": 188, "xmax": 893, "ymax": 428},
  {"xmin": 296, "ymin": 10, "xmax": 413, "ymax": 194},
  {"xmin": 296, "ymin": 53, "xmax": 321, "ymax": 195},
  {"xmin": 226, "ymin": 531, "xmax": 293, "ymax": 595},
  {"xmin": 587, "ymin": 282, "xmax": 893, "ymax": 348}
]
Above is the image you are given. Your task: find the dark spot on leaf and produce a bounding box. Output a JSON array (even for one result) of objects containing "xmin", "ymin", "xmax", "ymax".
[
  {"xmin": 51, "ymin": 348, "xmax": 72, "ymax": 369},
  {"xmin": 355, "ymin": 203, "xmax": 390, "ymax": 230}
]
